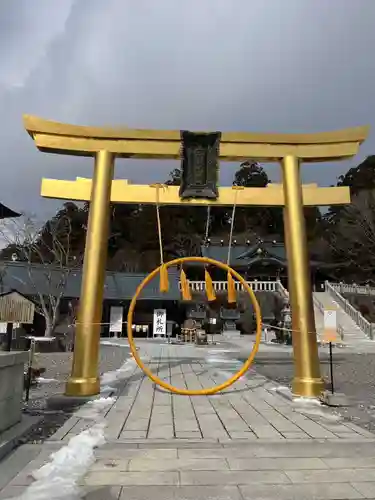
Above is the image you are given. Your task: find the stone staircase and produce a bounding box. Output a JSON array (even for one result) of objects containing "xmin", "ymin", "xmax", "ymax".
[{"xmin": 313, "ymin": 291, "xmax": 368, "ymax": 345}]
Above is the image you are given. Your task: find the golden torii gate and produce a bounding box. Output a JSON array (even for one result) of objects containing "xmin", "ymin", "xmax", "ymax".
[{"xmin": 23, "ymin": 115, "xmax": 368, "ymax": 398}]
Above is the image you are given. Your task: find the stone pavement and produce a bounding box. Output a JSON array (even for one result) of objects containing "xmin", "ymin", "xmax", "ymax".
[{"xmin": 2, "ymin": 339, "xmax": 375, "ymax": 499}]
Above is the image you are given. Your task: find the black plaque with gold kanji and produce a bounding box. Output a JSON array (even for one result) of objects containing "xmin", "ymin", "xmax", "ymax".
[{"xmin": 179, "ymin": 131, "xmax": 221, "ymax": 199}]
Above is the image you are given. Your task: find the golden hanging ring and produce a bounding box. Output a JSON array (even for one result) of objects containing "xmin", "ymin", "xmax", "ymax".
[{"xmin": 126, "ymin": 256, "xmax": 262, "ymax": 395}]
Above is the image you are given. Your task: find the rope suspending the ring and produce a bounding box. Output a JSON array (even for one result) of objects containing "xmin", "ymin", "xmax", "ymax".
[
  {"xmin": 151, "ymin": 183, "xmax": 169, "ymax": 293},
  {"xmin": 203, "ymin": 205, "xmax": 216, "ymax": 302},
  {"xmin": 204, "ymin": 205, "xmax": 211, "ymax": 245},
  {"xmin": 226, "ymin": 186, "xmax": 244, "ymax": 304}
]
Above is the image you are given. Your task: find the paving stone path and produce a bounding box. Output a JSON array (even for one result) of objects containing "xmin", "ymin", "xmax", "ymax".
[{"xmin": 2, "ymin": 339, "xmax": 375, "ymax": 499}]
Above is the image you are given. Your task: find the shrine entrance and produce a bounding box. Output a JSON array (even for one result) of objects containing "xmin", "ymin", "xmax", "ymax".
[{"xmin": 23, "ymin": 114, "xmax": 368, "ymax": 397}]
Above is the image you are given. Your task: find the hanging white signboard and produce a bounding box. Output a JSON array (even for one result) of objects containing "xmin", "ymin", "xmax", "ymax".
[
  {"xmin": 110, "ymin": 306, "xmax": 123, "ymax": 334},
  {"xmin": 153, "ymin": 309, "xmax": 167, "ymax": 337},
  {"xmin": 323, "ymin": 309, "xmax": 337, "ymax": 343}
]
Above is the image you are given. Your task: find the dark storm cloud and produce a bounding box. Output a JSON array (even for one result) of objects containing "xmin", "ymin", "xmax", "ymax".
[{"xmin": 0, "ymin": 0, "xmax": 374, "ymax": 218}]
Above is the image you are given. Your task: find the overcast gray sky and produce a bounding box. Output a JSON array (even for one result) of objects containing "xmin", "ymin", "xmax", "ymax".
[{"xmin": 0, "ymin": 0, "xmax": 374, "ymax": 219}]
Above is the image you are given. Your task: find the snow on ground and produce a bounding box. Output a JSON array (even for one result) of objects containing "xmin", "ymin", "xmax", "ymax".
[
  {"xmin": 213, "ymin": 369, "xmax": 247, "ymax": 382},
  {"xmin": 100, "ymin": 339, "xmax": 128, "ymax": 348},
  {"xmin": 11, "ymin": 355, "xmax": 142, "ymax": 500},
  {"xmin": 269, "ymin": 385, "xmax": 290, "ymax": 394},
  {"xmin": 292, "ymin": 396, "xmax": 323, "ymax": 406},
  {"xmin": 205, "ymin": 357, "xmax": 239, "ymax": 364},
  {"xmin": 298, "ymin": 407, "xmax": 342, "ymax": 422},
  {"xmin": 21, "ymin": 422, "xmax": 107, "ymax": 500},
  {"xmin": 35, "ymin": 377, "xmax": 59, "ymax": 384},
  {"xmin": 100, "ymin": 354, "xmax": 146, "ymax": 390},
  {"xmin": 14, "ymin": 397, "xmax": 115, "ymax": 500},
  {"xmin": 75, "ymin": 397, "xmax": 116, "ymax": 420},
  {"xmin": 207, "ymin": 349, "xmax": 236, "ymax": 354},
  {"xmin": 268, "ymin": 385, "xmax": 342, "ymax": 422}
]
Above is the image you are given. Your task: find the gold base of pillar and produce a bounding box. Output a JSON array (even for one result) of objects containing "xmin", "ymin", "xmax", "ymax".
[
  {"xmin": 292, "ymin": 376, "xmax": 324, "ymax": 398},
  {"xmin": 65, "ymin": 376, "xmax": 100, "ymax": 397}
]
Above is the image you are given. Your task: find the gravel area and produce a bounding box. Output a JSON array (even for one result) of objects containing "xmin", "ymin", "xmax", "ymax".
[
  {"xmin": 248, "ymin": 349, "xmax": 375, "ymax": 433},
  {"xmin": 20, "ymin": 343, "xmax": 131, "ymax": 443},
  {"xmin": 26, "ymin": 344, "xmax": 131, "ymax": 410}
]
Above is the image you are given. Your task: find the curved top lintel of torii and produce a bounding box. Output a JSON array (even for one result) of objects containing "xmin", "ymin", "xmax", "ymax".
[{"xmin": 23, "ymin": 114, "xmax": 370, "ymax": 162}]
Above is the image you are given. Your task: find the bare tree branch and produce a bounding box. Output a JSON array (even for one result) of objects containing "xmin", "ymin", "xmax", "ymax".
[
  {"xmin": 327, "ymin": 190, "xmax": 375, "ymax": 280},
  {"xmin": 0, "ymin": 213, "xmax": 83, "ymax": 336}
]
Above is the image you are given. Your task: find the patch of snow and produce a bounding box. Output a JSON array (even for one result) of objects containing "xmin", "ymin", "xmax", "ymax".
[
  {"xmin": 75, "ymin": 397, "xmax": 116, "ymax": 420},
  {"xmin": 17, "ymin": 422, "xmax": 106, "ymax": 500},
  {"xmin": 292, "ymin": 396, "xmax": 342, "ymax": 422},
  {"xmin": 295, "ymin": 406, "xmax": 342, "ymax": 422},
  {"xmin": 212, "ymin": 370, "xmax": 247, "ymax": 382},
  {"xmin": 15, "ymin": 393, "xmax": 115, "ymax": 500},
  {"xmin": 100, "ymin": 340, "xmax": 129, "ymax": 348},
  {"xmin": 86, "ymin": 397, "xmax": 116, "ymax": 409},
  {"xmin": 10, "ymin": 352, "xmax": 151, "ymax": 499},
  {"xmin": 26, "ymin": 336, "xmax": 56, "ymax": 342},
  {"xmin": 100, "ymin": 357, "xmax": 137, "ymax": 387},
  {"xmin": 99, "ymin": 354, "xmax": 149, "ymax": 390},
  {"xmin": 35, "ymin": 377, "xmax": 59, "ymax": 384},
  {"xmin": 263, "ymin": 341, "xmax": 291, "ymax": 347},
  {"xmin": 293, "ymin": 397, "xmax": 322, "ymax": 406},
  {"xmin": 207, "ymin": 349, "xmax": 235, "ymax": 354},
  {"xmin": 101, "ymin": 385, "xmax": 116, "ymax": 393},
  {"xmin": 269, "ymin": 385, "xmax": 291, "ymax": 396},
  {"xmin": 205, "ymin": 357, "xmax": 240, "ymax": 364}
]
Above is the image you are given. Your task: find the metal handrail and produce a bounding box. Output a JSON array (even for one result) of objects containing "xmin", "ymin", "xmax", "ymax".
[
  {"xmin": 276, "ymin": 280, "xmax": 289, "ymax": 298},
  {"xmin": 331, "ymin": 282, "xmax": 375, "ymax": 296},
  {"xmin": 325, "ymin": 281, "xmax": 374, "ymax": 340}
]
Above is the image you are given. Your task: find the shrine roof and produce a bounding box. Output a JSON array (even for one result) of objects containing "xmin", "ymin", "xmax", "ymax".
[
  {"xmin": 201, "ymin": 245, "xmax": 251, "ymax": 266},
  {"xmin": 201, "ymin": 241, "xmax": 287, "ymax": 266},
  {"xmin": 0, "ymin": 203, "xmax": 20, "ymax": 219},
  {"xmin": 201, "ymin": 241, "xmax": 341, "ymax": 269},
  {"xmin": 0, "ymin": 261, "xmax": 181, "ymax": 301}
]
